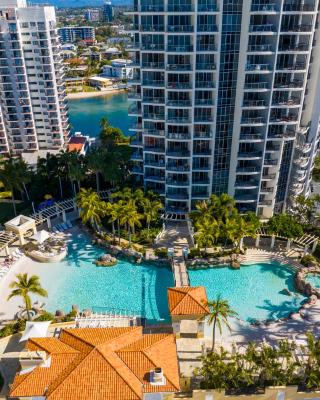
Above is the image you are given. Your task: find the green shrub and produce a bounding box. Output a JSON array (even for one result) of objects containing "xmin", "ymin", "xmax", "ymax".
[
  {"xmin": 154, "ymin": 248, "xmax": 168, "ymax": 258},
  {"xmin": 301, "ymin": 254, "xmax": 317, "ymax": 266},
  {"xmin": 0, "ymin": 319, "xmax": 26, "ymax": 338},
  {"xmin": 34, "ymin": 312, "xmax": 55, "ymax": 322},
  {"xmin": 188, "ymin": 248, "xmax": 201, "ymax": 259}
]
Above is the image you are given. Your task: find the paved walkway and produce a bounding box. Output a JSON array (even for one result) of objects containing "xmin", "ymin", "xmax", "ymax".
[{"xmin": 156, "ymin": 222, "xmax": 193, "ymax": 287}]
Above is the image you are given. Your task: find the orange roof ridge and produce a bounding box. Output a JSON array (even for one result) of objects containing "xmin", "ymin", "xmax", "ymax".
[{"xmin": 168, "ymin": 286, "xmax": 209, "ymax": 315}]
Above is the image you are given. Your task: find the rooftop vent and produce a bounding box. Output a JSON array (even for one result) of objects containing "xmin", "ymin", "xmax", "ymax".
[
  {"xmin": 150, "ymin": 367, "xmax": 166, "ymax": 386},
  {"xmin": 19, "ymin": 350, "xmax": 49, "ymax": 373}
]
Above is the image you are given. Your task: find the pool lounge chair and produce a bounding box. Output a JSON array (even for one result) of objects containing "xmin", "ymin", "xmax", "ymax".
[
  {"xmin": 52, "ymin": 227, "xmax": 59, "ymax": 233},
  {"xmin": 61, "ymin": 223, "xmax": 68, "ymax": 231},
  {"xmin": 66, "ymin": 221, "xmax": 72, "ymax": 229}
]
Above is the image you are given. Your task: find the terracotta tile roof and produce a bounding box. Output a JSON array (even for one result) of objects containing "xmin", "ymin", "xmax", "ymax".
[
  {"xmin": 9, "ymin": 327, "xmax": 180, "ymax": 400},
  {"xmin": 67, "ymin": 143, "xmax": 84, "ymax": 152},
  {"xmin": 168, "ymin": 286, "xmax": 209, "ymax": 316}
]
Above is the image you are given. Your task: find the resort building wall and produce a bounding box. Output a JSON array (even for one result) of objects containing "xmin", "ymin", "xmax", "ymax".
[
  {"xmin": 0, "ymin": 0, "xmax": 69, "ymax": 156},
  {"xmin": 127, "ymin": 0, "xmax": 320, "ymax": 219}
]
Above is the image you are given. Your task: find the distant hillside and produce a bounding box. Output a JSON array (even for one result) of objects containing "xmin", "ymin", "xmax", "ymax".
[{"xmin": 33, "ymin": 0, "xmax": 131, "ymax": 7}]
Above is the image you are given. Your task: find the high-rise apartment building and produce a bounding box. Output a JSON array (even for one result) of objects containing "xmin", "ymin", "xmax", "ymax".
[
  {"xmin": 58, "ymin": 26, "xmax": 95, "ymax": 44},
  {"xmin": 0, "ymin": 0, "xmax": 69, "ymax": 156},
  {"xmin": 84, "ymin": 9, "xmax": 101, "ymax": 22},
  {"xmin": 127, "ymin": 0, "xmax": 320, "ymax": 220},
  {"xmin": 103, "ymin": 1, "xmax": 114, "ymax": 23}
]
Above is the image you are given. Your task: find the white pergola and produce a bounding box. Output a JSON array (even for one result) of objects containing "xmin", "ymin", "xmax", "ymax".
[{"xmin": 4, "ymin": 215, "xmax": 37, "ymax": 246}]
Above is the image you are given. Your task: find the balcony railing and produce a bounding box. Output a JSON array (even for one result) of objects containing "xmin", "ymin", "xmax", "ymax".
[
  {"xmin": 249, "ymin": 24, "xmax": 276, "ymax": 32},
  {"xmin": 193, "ymin": 148, "xmax": 212, "ymax": 155},
  {"xmin": 283, "ymin": 3, "xmax": 315, "ymax": 11},
  {"xmin": 167, "ymin": 116, "xmax": 191, "ymax": 123},
  {"xmin": 278, "ymin": 44, "xmax": 309, "ymax": 52},
  {"xmin": 167, "ymin": 99, "xmax": 192, "ymax": 106},
  {"xmin": 240, "ymin": 134, "xmax": 264, "ymax": 141},
  {"xmin": 246, "ymin": 63, "xmax": 271, "ymax": 72},
  {"xmin": 143, "ymin": 113, "xmax": 165, "ymax": 120},
  {"xmin": 195, "ymin": 99, "xmax": 214, "ymax": 105},
  {"xmin": 276, "ymin": 63, "xmax": 306, "ymax": 71},
  {"xmin": 141, "ymin": 62, "xmax": 165, "ymax": 69},
  {"xmin": 272, "ymin": 98, "xmax": 300, "ymax": 106},
  {"xmin": 167, "ymin": 63, "xmax": 192, "ymax": 71},
  {"xmin": 244, "ymin": 82, "xmax": 269, "ymax": 90},
  {"xmin": 194, "ymin": 115, "xmax": 213, "ymax": 122},
  {"xmin": 167, "ymin": 4, "xmax": 194, "ymax": 11},
  {"xmin": 193, "ymin": 164, "xmax": 211, "ymax": 170},
  {"xmin": 281, "ymin": 24, "xmax": 313, "ymax": 32},
  {"xmin": 145, "ymin": 175, "xmax": 165, "ymax": 182},
  {"xmin": 238, "ymin": 151, "xmax": 263, "ymax": 158},
  {"xmin": 241, "ymin": 117, "xmax": 266, "ymax": 124},
  {"xmin": 197, "ymin": 4, "xmax": 218, "ymax": 11},
  {"xmin": 235, "ymin": 180, "xmax": 259, "ymax": 187},
  {"xmin": 167, "ymin": 132, "xmax": 191, "ymax": 139},
  {"xmin": 167, "ymin": 82, "xmax": 192, "ymax": 89},
  {"xmin": 143, "ymin": 97, "xmax": 165, "ymax": 104},
  {"xmin": 269, "ymin": 115, "xmax": 298, "ymax": 123},
  {"xmin": 167, "ymin": 149, "xmax": 190, "ymax": 157},
  {"xmin": 140, "ymin": 25, "xmax": 164, "ymax": 32},
  {"xmin": 251, "ymin": 3, "xmax": 278, "ymax": 11},
  {"xmin": 126, "ymin": 42, "xmax": 140, "ymax": 50},
  {"xmin": 144, "ymin": 146, "xmax": 165, "ymax": 152},
  {"xmin": 166, "ymin": 179, "xmax": 189, "ymax": 186},
  {"xmin": 144, "ymin": 129, "xmax": 165, "ymax": 136},
  {"xmin": 247, "ymin": 44, "xmax": 274, "ymax": 52},
  {"xmin": 140, "ymin": 5, "xmax": 165, "ymax": 12},
  {"xmin": 273, "ymin": 80, "xmax": 304, "ymax": 89},
  {"xmin": 166, "ymin": 163, "xmax": 190, "ymax": 172},
  {"xmin": 167, "ymin": 25, "xmax": 194, "ymax": 32},
  {"xmin": 243, "ymin": 100, "xmax": 267, "ymax": 107},
  {"xmin": 166, "ymin": 192, "xmax": 189, "ymax": 199},
  {"xmin": 196, "ymin": 62, "xmax": 216, "ymax": 70},
  {"xmin": 142, "ymin": 80, "xmax": 165, "ymax": 87},
  {"xmin": 131, "ymin": 152, "xmax": 143, "ymax": 160},
  {"xmin": 195, "ymin": 81, "xmax": 215, "ymax": 88},
  {"xmin": 197, "ymin": 24, "xmax": 218, "ymax": 32},
  {"xmin": 141, "ymin": 43, "xmax": 165, "ymax": 51},
  {"xmin": 264, "ymin": 159, "xmax": 278, "ymax": 165},
  {"xmin": 262, "ymin": 173, "xmax": 276, "ymax": 179},
  {"xmin": 144, "ymin": 160, "xmax": 165, "ymax": 167},
  {"xmin": 167, "ymin": 45, "xmax": 193, "ymax": 52},
  {"xmin": 197, "ymin": 44, "xmax": 216, "ymax": 51},
  {"xmin": 194, "ymin": 131, "xmax": 213, "ymax": 138}
]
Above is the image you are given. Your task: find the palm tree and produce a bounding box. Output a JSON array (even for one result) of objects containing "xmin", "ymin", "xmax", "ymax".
[
  {"xmin": 120, "ymin": 200, "xmax": 143, "ymax": 247},
  {"xmin": 69, "ymin": 154, "xmax": 87, "ymax": 192},
  {"xmin": 76, "ymin": 188, "xmax": 107, "ymax": 231},
  {"xmin": 143, "ymin": 198, "xmax": 163, "ymax": 236},
  {"xmin": 205, "ymin": 296, "xmax": 238, "ymax": 351},
  {"xmin": 87, "ymin": 148, "xmax": 107, "ymax": 192},
  {"xmin": 0, "ymin": 158, "xmax": 25, "ymax": 216},
  {"xmin": 7, "ymin": 273, "xmax": 48, "ymax": 321},
  {"xmin": 194, "ymin": 217, "xmax": 219, "ymax": 254}
]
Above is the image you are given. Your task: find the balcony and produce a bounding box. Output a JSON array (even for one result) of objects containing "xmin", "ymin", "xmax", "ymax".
[
  {"xmin": 244, "ymin": 82, "xmax": 269, "ymax": 90},
  {"xmin": 247, "ymin": 44, "xmax": 274, "ymax": 53},
  {"xmin": 144, "ymin": 129, "xmax": 165, "ymax": 136},
  {"xmin": 167, "ymin": 4, "xmax": 194, "ymax": 11},
  {"xmin": 142, "ymin": 80, "xmax": 165, "ymax": 87},
  {"xmin": 166, "ymin": 191, "xmax": 189, "ymax": 200},
  {"xmin": 234, "ymin": 195, "xmax": 257, "ymax": 203},
  {"xmin": 193, "ymin": 148, "xmax": 212, "ymax": 155},
  {"xmin": 167, "ymin": 99, "xmax": 192, "ymax": 106},
  {"xmin": 197, "ymin": 4, "xmax": 218, "ymax": 12},
  {"xmin": 241, "ymin": 117, "xmax": 266, "ymax": 125},
  {"xmin": 143, "ymin": 113, "xmax": 165, "ymax": 120},
  {"xmin": 239, "ymin": 134, "xmax": 264, "ymax": 141},
  {"xmin": 167, "ymin": 82, "xmax": 192, "ymax": 89},
  {"xmin": 246, "ymin": 63, "xmax": 272, "ymax": 72},
  {"xmin": 249, "ymin": 24, "xmax": 276, "ymax": 32},
  {"xmin": 195, "ymin": 99, "xmax": 214, "ymax": 106},
  {"xmin": 167, "ymin": 63, "xmax": 192, "ymax": 71},
  {"xmin": 140, "ymin": 4, "xmax": 165, "ymax": 12},
  {"xmin": 236, "ymin": 167, "xmax": 260, "ymax": 174},
  {"xmin": 167, "ymin": 25, "xmax": 194, "ymax": 32},
  {"xmin": 235, "ymin": 180, "xmax": 259, "ymax": 188},
  {"xmin": 166, "ymin": 163, "xmax": 190, "ymax": 172},
  {"xmin": 130, "ymin": 138, "xmax": 143, "ymax": 146},
  {"xmin": 197, "ymin": 44, "xmax": 216, "ymax": 52},
  {"xmin": 269, "ymin": 115, "xmax": 298, "ymax": 123},
  {"xmin": 144, "ymin": 146, "xmax": 165, "ymax": 153},
  {"xmin": 272, "ymin": 98, "xmax": 300, "ymax": 106},
  {"xmin": 260, "ymin": 186, "xmax": 274, "ymax": 193},
  {"xmin": 276, "ymin": 62, "xmax": 306, "ymax": 71},
  {"xmin": 251, "ymin": 3, "xmax": 278, "ymax": 12},
  {"xmin": 196, "ymin": 62, "xmax": 216, "ymax": 70},
  {"xmin": 259, "ymin": 199, "xmax": 272, "ymax": 206},
  {"xmin": 145, "ymin": 175, "xmax": 165, "ymax": 182},
  {"xmin": 141, "ymin": 43, "xmax": 165, "ymax": 51},
  {"xmin": 143, "ymin": 97, "xmax": 165, "ymax": 104},
  {"xmin": 140, "ymin": 24, "xmax": 164, "ymax": 32},
  {"xmin": 167, "ymin": 132, "xmax": 191, "ymax": 139},
  {"xmin": 195, "ymin": 81, "xmax": 215, "ymax": 89},
  {"xmin": 144, "ymin": 159, "xmax": 165, "ymax": 167},
  {"xmin": 126, "ymin": 42, "xmax": 140, "ymax": 51},
  {"xmin": 141, "ymin": 62, "xmax": 165, "ymax": 69},
  {"xmin": 166, "ymin": 178, "xmax": 189, "ymax": 186},
  {"xmin": 281, "ymin": 24, "xmax": 313, "ymax": 32},
  {"xmin": 278, "ymin": 44, "xmax": 309, "ymax": 52},
  {"xmin": 129, "ymin": 122, "xmax": 142, "ymax": 131},
  {"xmin": 167, "ymin": 116, "xmax": 191, "ymax": 123},
  {"xmin": 238, "ymin": 151, "xmax": 263, "ymax": 159},
  {"xmin": 264, "ymin": 158, "xmax": 278, "ymax": 166},
  {"xmin": 167, "ymin": 45, "xmax": 193, "ymax": 52},
  {"xmin": 194, "ymin": 130, "xmax": 213, "ymax": 138},
  {"xmin": 273, "ymin": 80, "xmax": 304, "ymax": 89},
  {"xmin": 262, "ymin": 173, "xmax": 276, "ymax": 180},
  {"xmin": 194, "ymin": 115, "xmax": 213, "ymax": 122},
  {"xmin": 167, "ymin": 149, "xmax": 190, "ymax": 157},
  {"xmin": 197, "ymin": 24, "xmax": 218, "ymax": 32},
  {"xmin": 283, "ymin": 3, "xmax": 315, "ymax": 12},
  {"xmin": 243, "ymin": 99, "xmax": 267, "ymax": 107},
  {"xmin": 131, "ymin": 152, "xmax": 143, "ymax": 161}
]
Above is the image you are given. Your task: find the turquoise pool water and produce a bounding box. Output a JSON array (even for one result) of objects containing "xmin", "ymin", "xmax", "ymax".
[
  {"xmin": 38, "ymin": 232, "xmax": 173, "ymax": 323},
  {"xmin": 188, "ymin": 262, "xmax": 307, "ymax": 323},
  {"xmin": 68, "ymin": 92, "xmax": 130, "ymax": 137},
  {"xmin": 306, "ymin": 273, "xmax": 320, "ymax": 289}
]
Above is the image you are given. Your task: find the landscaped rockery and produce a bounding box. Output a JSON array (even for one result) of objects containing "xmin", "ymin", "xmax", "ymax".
[{"xmin": 94, "ymin": 253, "xmax": 117, "ymax": 267}]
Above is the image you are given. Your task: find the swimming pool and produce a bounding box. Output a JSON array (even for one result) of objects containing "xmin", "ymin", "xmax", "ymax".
[
  {"xmin": 305, "ymin": 273, "xmax": 320, "ymax": 289},
  {"xmin": 37, "ymin": 232, "xmax": 174, "ymax": 323},
  {"xmin": 188, "ymin": 262, "xmax": 307, "ymax": 323}
]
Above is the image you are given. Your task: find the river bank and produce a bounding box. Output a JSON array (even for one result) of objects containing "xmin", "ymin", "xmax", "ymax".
[{"xmin": 67, "ymin": 88, "xmax": 126, "ymax": 100}]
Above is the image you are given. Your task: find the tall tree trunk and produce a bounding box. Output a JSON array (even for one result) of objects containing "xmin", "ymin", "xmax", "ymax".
[
  {"xmin": 212, "ymin": 317, "xmax": 217, "ymax": 351},
  {"xmin": 70, "ymin": 179, "xmax": 75, "ymax": 197},
  {"xmin": 11, "ymin": 192, "xmax": 17, "ymax": 216},
  {"xmin": 77, "ymin": 180, "xmax": 81, "ymax": 191},
  {"xmin": 117, "ymin": 220, "xmax": 121, "ymax": 244},
  {"xmin": 58, "ymin": 176, "xmax": 63, "ymax": 198},
  {"xmin": 112, "ymin": 221, "xmax": 115, "ymax": 243},
  {"xmin": 129, "ymin": 228, "xmax": 132, "ymax": 248},
  {"xmin": 23, "ymin": 183, "xmax": 29, "ymax": 201},
  {"xmin": 96, "ymin": 172, "xmax": 100, "ymax": 192}
]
